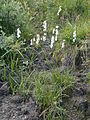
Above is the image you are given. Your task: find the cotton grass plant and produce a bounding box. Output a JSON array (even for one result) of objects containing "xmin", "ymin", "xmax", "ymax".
[{"xmin": 0, "ymin": 0, "xmax": 89, "ymax": 120}]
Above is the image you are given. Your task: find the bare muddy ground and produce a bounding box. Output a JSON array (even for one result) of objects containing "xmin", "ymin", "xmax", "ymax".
[
  {"xmin": 0, "ymin": 83, "xmax": 41, "ymax": 120},
  {"xmin": 65, "ymin": 69, "xmax": 90, "ymax": 120}
]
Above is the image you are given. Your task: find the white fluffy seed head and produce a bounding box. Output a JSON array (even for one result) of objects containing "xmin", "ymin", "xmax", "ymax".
[
  {"xmin": 44, "ymin": 33, "xmax": 47, "ymax": 36},
  {"xmin": 30, "ymin": 39, "xmax": 33, "ymax": 46},
  {"xmin": 50, "ymin": 35, "xmax": 55, "ymax": 48},
  {"xmin": 52, "ymin": 28, "xmax": 55, "ymax": 34},
  {"xmin": 42, "ymin": 33, "xmax": 47, "ymax": 41},
  {"xmin": 51, "ymin": 36, "xmax": 54, "ymax": 43},
  {"xmin": 50, "ymin": 43, "xmax": 53, "ymax": 49},
  {"xmin": 56, "ymin": 25, "xmax": 59, "ymax": 29},
  {"xmin": 61, "ymin": 40, "xmax": 65, "ymax": 48},
  {"xmin": 55, "ymin": 35, "xmax": 58, "ymax": 41},
  {"xmin": 61, "ymin": 42, "xmax": 64, "ymax": 48},
  {"xmin": 43, "ymin": 36, "xmax": 46, "ymax": 41},
  {"xmin": 17, "ymin": 28, "xmax": 21, "ymax": 38},
  {"xmin": 73, "ymin": 25, "xmax": 77, "ymax": 43},
  {"xmin": 43, "ymin": 20, "xmax": 47, "ymax": 31},
  {"xmin": 56, "ymin": 29, "xmax": 59, "ymax": 35},
  {"xmin": 36, "ymin": 34, "xmax": 40, "ymax": 45},
  {"xmin": 57, "ymin": 6, "xmax": 62, "ymax": 15},
  {"xmin": 73, "ymin": 30, "xmax": 76, "ymax": 43}
]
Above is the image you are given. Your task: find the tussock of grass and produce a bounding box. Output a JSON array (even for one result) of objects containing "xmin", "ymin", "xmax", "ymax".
[{"xmin": 35, "ymin": 70, "xmax": 74, "ymax": 119}]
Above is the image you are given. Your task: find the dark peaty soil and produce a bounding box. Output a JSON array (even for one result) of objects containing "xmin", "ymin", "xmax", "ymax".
[
  {"xmin": 0, "ymin": 82, "xmax": 41, "ymax": 120},
  {"xmin": 64, "ymin": 68, "xmax": 90, "ymax": 120}
]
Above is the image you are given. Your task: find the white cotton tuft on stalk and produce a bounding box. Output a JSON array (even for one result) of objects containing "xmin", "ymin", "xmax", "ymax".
[
  {"xmin": 42, "ymin": 36, "xmax": 46, "ymax": 42},
  {"xmin": 52, "ymin": 28, "xmax": 55, "ymax": 34},
  {"xmin": 43, "ymin": 33, "xmax": 47, "ymax": 41},
  {"xmin": 61, "ymin": 40, "xmax": 65, "ymax": 48},
  {"xmin": 57, "ymin": 6, "xmax": 62, "ymax": 16},
  {"xmin": 30, "ymin": 39, "xmax": 33, "ymax": 46},
  {"xmin": 55, "ymin": 25, "xmax": 59, "ymax": 41},
  {"xmin": 36, "ymin": 34, "xmax": 40, "ymax": 45},
  {"xmin": 56, "ymin": 28, "xmax": 59, "ymax": 36},
  {"xmin": 56, "ymin": 25, "xmax": 59, "ymax": 29},
  {"xmin": 55, "ymin": 35, "xmax": 58, "ymax": 41},
  {"xmin": 73, "ymin": 29, "xmax": 76, "ymax": 43},
  {"xmin": 50, "ymin": 43, "xmax": 53, "ymax": 49},
  {"xmin": 50, "ymin": 35, "xmax": 54, "ymax": 48},
  {"xmin": 43, "ymin": 36, "xmax": 46, "ymax": 41},
  {"xmin": 17, "ymin": 28, "xmax": 21, "ymax": 38},
  {"xmin": 42, "ymin": 20, "xmax": 47, "ymax": 42},
  {"xmin": 43, "ymin": 20, "xmax": 47, "ymax": 32}
]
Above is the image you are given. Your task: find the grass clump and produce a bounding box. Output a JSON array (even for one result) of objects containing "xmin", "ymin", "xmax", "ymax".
[{"xmin": 35, "ymin": 70, "xmax": 74, "ymax": 120}]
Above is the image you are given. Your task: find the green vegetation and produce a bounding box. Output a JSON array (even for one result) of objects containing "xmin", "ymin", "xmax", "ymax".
[
  {"xmin": 87, "ymin": 72, "xmax": 90, "ymax": 84},
  {"xmin": 0, "ymin": 0, "xmax": 89, "ymax": 119},
  {"xmin": 35, "ymin": 70, "xmax": 74, "ymax": 119}
]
